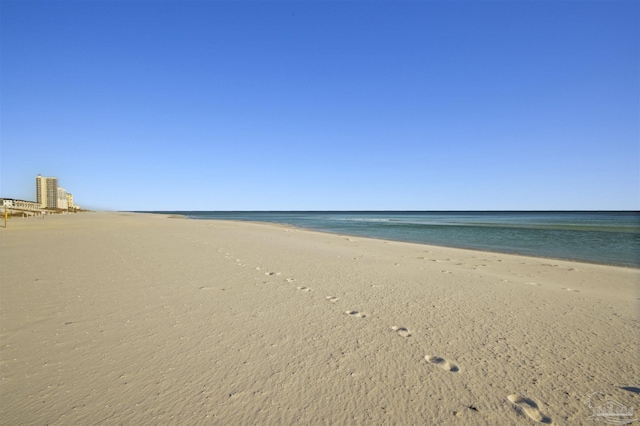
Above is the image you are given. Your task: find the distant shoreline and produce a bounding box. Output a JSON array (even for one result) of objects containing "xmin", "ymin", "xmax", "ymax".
[{"xmin": 134, "ymin": 210, "xmax": 640, "ymax": 269}]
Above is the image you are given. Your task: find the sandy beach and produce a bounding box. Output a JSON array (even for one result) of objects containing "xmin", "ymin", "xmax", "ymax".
[{"xmin": 1, "ymin": 212, "xmax": 638, "ymax": 425}]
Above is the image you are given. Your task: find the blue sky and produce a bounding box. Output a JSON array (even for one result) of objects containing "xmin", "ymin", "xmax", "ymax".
[{"xmin": 1, "ymin": 0, "xmax": 638, "ymax": 211}]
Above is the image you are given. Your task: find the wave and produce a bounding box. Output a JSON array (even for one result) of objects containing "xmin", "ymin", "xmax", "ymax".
[{"xmin": 336, "ymin": 218, "xmax": 639, "ymax": 234}]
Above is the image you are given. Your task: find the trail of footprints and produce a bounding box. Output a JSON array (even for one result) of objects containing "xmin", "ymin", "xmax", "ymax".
[{"xmin": 215, "ymin": 249, "xmax": 551, "ymax": 423}]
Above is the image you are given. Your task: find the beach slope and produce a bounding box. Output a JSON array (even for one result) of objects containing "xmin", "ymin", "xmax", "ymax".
[{"xmin": 1, "ymin": 212, "xmax": 638, "ymax": 425}]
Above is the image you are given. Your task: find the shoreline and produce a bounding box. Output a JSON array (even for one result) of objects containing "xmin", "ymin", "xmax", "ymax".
[
  {"xmin": 5, "ymin": 210, "xmax": 639, "ymax": 270},
  {"xmin": 242, "ymin": 221, "xmax": 640, "ymax": 269},
  {"xmin": 171, "ymin": 214, "xmax": 640, "ymax": 270},
  {"xmin": 2, "ymin": 212, "xmax": 638, "ymax": 425}
]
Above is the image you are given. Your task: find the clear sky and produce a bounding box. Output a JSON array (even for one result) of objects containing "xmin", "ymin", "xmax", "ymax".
[{"xmin": 1, "ymin": 0, "xmax": 638, "ymax": 211}]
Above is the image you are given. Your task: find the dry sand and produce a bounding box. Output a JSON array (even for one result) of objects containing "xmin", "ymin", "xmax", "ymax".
[{"xmin": 1, "ymin": 212, "xmax": 638, "ymax": 425}]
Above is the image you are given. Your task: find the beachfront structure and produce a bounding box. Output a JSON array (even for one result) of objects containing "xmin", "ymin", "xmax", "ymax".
[
  {"xmin": 36, "ymin": 175, "xmax": 58, "ymax": 209},
  {"xmin": 1, "ymin": 198, "xmax": 42, "ymax": 214},
  {"xmin": 57, "ymin": 187, "xmax": 68, "ymax": 210},
  {"xmin": 67, "ymin": 193, "xmax": 75, "ymax": 210}
]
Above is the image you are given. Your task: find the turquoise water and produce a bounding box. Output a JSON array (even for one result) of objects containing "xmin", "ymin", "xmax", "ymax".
[{"xmin": 145, "ymin": 211, "xmax": 640, "ymax": 267}]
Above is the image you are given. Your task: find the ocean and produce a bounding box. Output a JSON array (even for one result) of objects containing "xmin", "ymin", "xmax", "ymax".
[{"xmin": 145, "ymin": 211, "xmax": 640, "ymax": 268}]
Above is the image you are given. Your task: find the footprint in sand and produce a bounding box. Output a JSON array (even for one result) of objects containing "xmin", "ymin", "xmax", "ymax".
[
  {"xmin": 265, "ymin": 272, "xmax": 281, "ymax": 276},
  {"xmin": 441, "ymin": 270, "xmax": 452, "ymax": 274},
  {"xmin": 286, "ymin": 278, "xmax": 295, "ymax": 283},
  {"xmin": 391, "ymin": 326, "xmax": 411, "ymax": 337},
  {"xmin": 326, "ymin": 296, "xmax": 339, "ymax": 303},
  {"xmin": 297, "ymin": 286, "xmax": 311, "ymax": 292},
  {"xmin": 345, "ymin": 310, "xmax": 366, "ymax": 318},
  {"xmin": 526, "ymin": 282, "xmax": 542, "ymax": 286},
  {"xmin": 507, "ymin": 395, "xmax": 551, "ymax": 423},
  {"xmin": 562, "ymin": 288, "xmax": 580, "ymax": 292},
  {"xmin": 425, "ymin": 355, "xmax": 459, "ymax": 372}
]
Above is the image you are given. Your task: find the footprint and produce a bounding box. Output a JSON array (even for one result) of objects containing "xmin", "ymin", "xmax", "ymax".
[
  {"xmin": 441, "ymin": 270, "xmax": 452, "ymax": 274},
  {"xmin": 286, "ymin": 278, "xmax": 295, "ymax": 283},
  {"xmin": 425, "ymin": 355, "xmax": 458, "ymax": 372},
  {"xmin": 391, "ymin": 326, "xmax": 411, "ymax": 337},
  {"xmin": 345, "ymin": 310, "xmax": 366, "ymax": 318},
  {"xmin": 562, "ymin": 288, "xmax": 580, "ymax": 292},
  {"xmin": 507, "ymin": 395, "xmax": 551, "ymax": 423},
  {"xmin": 526, "ymin": 282, "xmax": 541, "ymax": 286},
  {"xmin": 297, "ymin": 286, "xmax": 311, "ymax": 292},
  {"xmin": 326, "ymin": 296, "xmax": 339, "ymax": 303}
]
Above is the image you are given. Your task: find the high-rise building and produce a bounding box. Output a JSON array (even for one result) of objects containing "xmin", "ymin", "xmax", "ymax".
[
  {"xmin": 57, "ymin": 187, "xmax": 68, "ymax": 210},
  {"xmin": 36, "ymin": 175, "xmax": 58, "ymax": 209}
]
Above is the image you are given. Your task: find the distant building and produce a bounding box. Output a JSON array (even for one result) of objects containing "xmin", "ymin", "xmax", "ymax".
[
  {"xmin": 67, "ymin": 193, "xmax": 75, "ymax": 210},
  {"xmin": 36, "ymin": 175, "xmax": 58, "ymax": 209},
  {"xmin": 1, "ymin": 198, "xmax": 42, "ymax": 213},
  {"xmin": 57, "ymin": 187, "xmax": 68, "ymax": 210}
]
